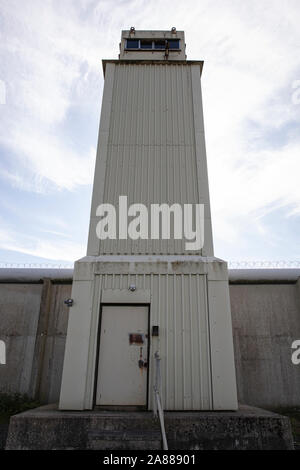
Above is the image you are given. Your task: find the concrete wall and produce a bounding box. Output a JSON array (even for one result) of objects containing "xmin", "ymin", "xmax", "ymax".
[
  {"xmin": 0, "ymin": 283, "xmax": 42, "ymax": 395},
  {"xmin": 0, "ymin": 269, "xmax": 300, "ymax": 409},
  {"xmin": 0, "ymin": 271, "xmax": 71, "ymax": 404},
  {"xmin": 231, "ymin": 280, "xmax": 300, "ymax": 408}
]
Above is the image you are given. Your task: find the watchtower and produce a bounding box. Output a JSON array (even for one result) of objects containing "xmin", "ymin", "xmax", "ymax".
[{"xmin": 59, "ymin": 29, "xmax": 238, "ymax": 411}]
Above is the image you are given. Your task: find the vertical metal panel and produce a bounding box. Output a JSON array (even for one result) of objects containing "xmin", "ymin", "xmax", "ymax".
[
  {"xmin": 207, "ymin": 280, "xmax": 238, "ymax": 410},
  {"xmin": 98, "ymin": 273, "xmax": 212, "ymax": 410},
  {"xmin": 99, "ymin": 63, "xmax": 201, "ymax": 255},
  {"xmin": 87, "ymin": 63, "xmax": 115, "ymax": 256}
]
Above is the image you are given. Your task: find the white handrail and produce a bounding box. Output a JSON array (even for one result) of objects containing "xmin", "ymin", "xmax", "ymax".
[{"xmin": 153, "ymin": 351, "xmax": 168, "ymax": 450}]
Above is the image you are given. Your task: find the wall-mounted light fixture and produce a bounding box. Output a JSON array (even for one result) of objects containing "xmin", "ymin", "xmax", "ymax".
[{"xmin": 128, "ymin": 284, "xmax": 136, "ymax": 292}]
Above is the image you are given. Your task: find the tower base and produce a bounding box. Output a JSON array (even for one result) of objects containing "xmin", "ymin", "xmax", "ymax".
[
  {"xmin": 5, "ymin": 404, "xmax": 294, "ymax": 450},
  {"xmin": 59, "ymin": 256, "xmax": 238, "ymax": 411}
]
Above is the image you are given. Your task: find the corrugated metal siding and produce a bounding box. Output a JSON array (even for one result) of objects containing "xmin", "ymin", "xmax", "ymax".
[
  {"xmin": 100, "ymin": 63, "xmax": 200, "ymax": 255},
  {"xmin": 99, "ymin": 273, "xmax": 212, "ymax": 410}
]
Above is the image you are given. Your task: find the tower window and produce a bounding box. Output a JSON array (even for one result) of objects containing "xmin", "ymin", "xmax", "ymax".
[
  {"xmin": 140, "ymin": 40, "xmax": 153, "ymax": 49},
  {"xmin": 126, "ymin": 39, "xmax": 139, "ymax": 49},
  {"xmin": 125, "ymin": 38, "xmax": 180, "ymax": 51},
  {"xmin": 168, "ymin": 39, "xmax": 180, "ymax": 49},
  {"xmin": 154, "ymin": 40, "xmax": 166, "ymax": 49}
]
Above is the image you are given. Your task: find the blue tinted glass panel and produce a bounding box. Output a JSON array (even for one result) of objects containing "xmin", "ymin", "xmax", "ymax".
[
  {"xmin": 126, "ymin": 39, "xmax": 139, "ymax": 49},
  {"xmin": 140, "ymin": 40, "xmax": 153, "ymax": 49},
  {"xmin": 154, "ymin": 40, "xmax": 166, "ymax": 49},
  {"xmin": 168, "ymin": 39, "xmax": 180, "ymax": 49}
]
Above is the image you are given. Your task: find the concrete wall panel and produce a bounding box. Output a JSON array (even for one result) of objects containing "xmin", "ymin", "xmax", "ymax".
[
  {"xmin": 0, "ymin": 284, "xmax": 42, "ymax": 394},
  {"xmin": 230, "ymin": 283, "xmax": 300, "ymax": 408}
]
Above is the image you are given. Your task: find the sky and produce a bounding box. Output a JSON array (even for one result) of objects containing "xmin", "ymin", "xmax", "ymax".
[{"xmin": 0, "ymin": 0, "xmax": 300, "ymax": 268}]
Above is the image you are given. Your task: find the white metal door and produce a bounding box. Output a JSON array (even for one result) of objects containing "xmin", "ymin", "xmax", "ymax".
[{"xmin": 96, "ymin": 305, "xmax": 149, "ymax": 406}]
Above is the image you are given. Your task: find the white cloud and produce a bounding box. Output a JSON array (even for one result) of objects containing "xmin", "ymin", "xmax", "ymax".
[
  {"xmin": 13, "ymin": 238, "xmax": 84, "ymax": 262},
  {"xmin": 0, "ymin": 224, "xmax": 84, "ymax": 262},
  {"xmin": 2, "ymin": 120, "xmax": 96, "ymax": 191}
]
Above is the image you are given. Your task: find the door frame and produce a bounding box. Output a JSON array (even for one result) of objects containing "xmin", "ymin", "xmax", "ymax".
[{"xmin": 93, "ymin": 303, "xmax": 151, "ymax": 409}]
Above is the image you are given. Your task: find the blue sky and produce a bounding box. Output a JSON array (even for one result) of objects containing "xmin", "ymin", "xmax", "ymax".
[{"xmin": 0, "ymin": 0, "xmax": 300, "ymax": 267}]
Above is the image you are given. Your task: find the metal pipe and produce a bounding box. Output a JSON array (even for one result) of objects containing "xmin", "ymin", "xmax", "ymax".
[{"xmin": 153, "ymin": 351, "xmax": 168, "ymax": 450}]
